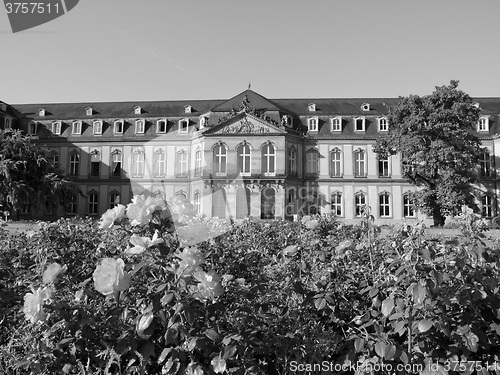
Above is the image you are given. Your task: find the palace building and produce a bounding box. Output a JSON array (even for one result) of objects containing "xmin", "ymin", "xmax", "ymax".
[{"xmin": 1, "ymin": 89, "xmax": 499, "ymax": 223}]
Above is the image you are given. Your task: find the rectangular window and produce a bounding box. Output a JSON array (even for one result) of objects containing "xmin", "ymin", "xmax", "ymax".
[
  {"xmin": 4, "ymin": 118, "xmax": 12, "ymax": 129},
  {"xmin": 478, "ymin": 117, "xmax": 489, "ymax": 132},
  {"xmin": 52, "ymin": 154, "xmax": 59, "ymax": 168},
  {"xmin": 111, "ymin": 151, "xmax": 122, "ymax": 177},
  {"xmin": 354, "ymin": 118, "xmax": 365, "ymax": 132},
  {"xmin": 288, "ymin": 148, "xmax": 297, "ymax": 175},
  {"xmin": 157, "ymin": 119, "xmax": 167, "ymax": 133},
  {"xmin": 379, "ymin": 194, "xmax": 391, "ymax": 217},
  {"xmin": 355, "ymin": 194, "xmax": 366, "ymax": 217},
  {"xmin": 28, "ymin": 122, "xmax": 37, "ymax": 135},
  {"xmin": 90, "ymin": 153, "xmax": 101, "ymax": 177},
  {"xmin": 65, "ymin": 195, "xmax": 77, "ymax": 215},
  {"xmin": 179, "ymin": 119, "xmax": 189, "ymax": 133},
  {"xmin": 306, "ymin": 151, "xmax": 319, "ymax": 176},
  {"xmin": 153, "ymin": 152, "xmax": 166, "ymax": 177},
  {"xmin": 176, "ymin": 152, "xmax": 188, "ymax": 177},
  {"xmin": 195, "ymin": 150, "xmax": 202, "ymax": 176},
  {"xmin": 69, "ymin": 153, "xmax": 79, "ymax": 177},
  {"xmin": 88, "ymin": 192, "xmax": 99, "ymax": 215},
  {"xmin": 354, "ymin": 151, "xmax": 366, "ymax": 177},
  {"xmin": 132, "ymin": 151, "xmax": 145, "ymax": 177},
  {"xmin": 330, "ymin": 150, "xmax": 342, "ymax": 177},
  {"xmin": 52, "ymin": 121, "xmax": 61, "ymax": 135},
  {"xmin": 114, "ymin": 120, "xmax": 124, "ymax": 134},
  {"xmin": 135, "ymin": 120, "xmax": 145, "ymax": 134},
  {"xmin": 72, "ymin": 121, "xmax": 82, "ymax": 135},
  {"xmin": 93, "ymin": 120, "xmax": 102, "ymax": 135},
  {"xmin": 480, "ymin": 151, "xmax": 492, "ymax": 177},
  {"xmin": 378, "ymin": 118, "xmax": 388, "ymax": 131},
  {"xmin": 331, "ymin": 117, "xmax": 342, "ymax": 132},
  {"xmin": 378, "ymin": 157, "xmax": 390, "ymax": 177},
  {"xmin": 403, "ymin": 194, "xmax": 416, "ymax": 217},
  {"xmin": 331, "ymin": 193, "xmax": 342, "ymax": 216},
  {"xmin": 482, "ymin": 195, "xmax": 493, "ymax": 217},
  {"xmin": 110, "ymin": 192, "xmax": 120, "ymax": 209},
  {"xmin": 308, "ymin": 118, "xmax": 318, "ymax": 132}
]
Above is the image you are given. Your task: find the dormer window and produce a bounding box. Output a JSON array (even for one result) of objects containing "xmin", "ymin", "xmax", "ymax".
[
  {"xmin": 72, "ymin": 121, "xmax": 82, "ymax": 135},
  {"xmin": 199, "ymin": 116, "xmax": 208, "ymax": 129},
  {"xmin": 378, "ymin": 117, "xmax": 388, "ymax": 131},
  {"xmin": 38, "ymin": 108, "xmax": 46, "ymax": 117},
  {"xmin": 308, "ymin": 103, "xmax": 316, "ymax": 112},
  {"xmin": 134, "ymin": 106, "xmax": 142, "ymax": 115},
  {"xmin": 478, "ymin": 117, "xmax": 489, "ymax": 132},
  {"xmin": 4, "ymin": 118, "xmax": 12, "ymax": 129},
  {"xmin": 28, "ymin": 121, "xmax": 38, "ymax": 135},
  {"xmin": 361, "ymin": 103, "xmax": 370, "ymax": 112},
  {"xmin": 93, "ymin": 120, "xmax": 102, "ymax": 135},
  {"xmin": 114, "ymin": 120, "xmax": 124, "ymax": 134},
  {"xmin": 86, "ymin": 107, "xmax": 93, "ymax": 116},
  {"xmin": 52, "ymin": 121, "xmax": 61, "ymax": 135},
  {"xmin": 473, "ymin": 102, "xmax": 480, "ymax": 109},
  {"xmin": 184, "ymin": 105, "xmax": 192, "ymax": 114},
  {"xmin": 179, "ymin": 119, "xmax": 189, "ymax": 133},
  {"xmin": 308, "ymin": 117, "xmax": 319, "ymax": 132},
  {"xmin": 281, "ymin": 115, "xmax": 292, "ymax": 127},
  {"xmin": 354, "ymin": 117, "xmax": 366, "ymax": 132},
  {"xmin": 135, "ymin": 119, "xmax": 145, "ymax": 134},
  {"xmin": 157, "ymin": 118, "xmax": 167, "ymax": 133},
  {"xmin": 331, "ymin": 117, "xmax": 342, "ymax": 132}
]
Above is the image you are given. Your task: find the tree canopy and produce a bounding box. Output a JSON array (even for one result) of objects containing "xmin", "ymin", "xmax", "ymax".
[
  {"xmin": 373, "ymin": 80, "xmax": 484, "ymax": 227},
  {"xmin": 0, "ymin": 129, "xmax": 80, "ymax": 218}
]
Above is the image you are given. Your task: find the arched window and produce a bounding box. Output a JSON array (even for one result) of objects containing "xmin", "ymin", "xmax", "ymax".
[
  {"xmin": 111, "ymin": 150, "xmax": 122, "ymax": 177},
  {"xmin": 330, "ymin": 148, "xmax": 342, "ymax": 177},
  {"xmin": 482, "ymin": 195, "xmax": 494, "ymax": 217},
  {"xmin": 69, "ymin": 151, "xmax": 79, "ymax": 177},
  {"xmin": 331, "ymin": 192, "xmax": 342, "ymax": 216},
  {"xmin": 153, "ymin": 150, "xmax": 166, "ymax": 177},
  {"xmin": 261, "ymin": 142, "xmax": 276, "ymax": 176},
  {"xmin": 261, "ymin": 187, "xmax": 275, "ymax": 219},
  {"xmin": 213, "ymin": 143, "xmax": 227, "ymax": 176},
  {"xmin": 237, "ymin": 143, "xmax": 251, "ymax": 175},
  {"xmin": 132, "ymin": 149, "xmax": 145, "ymax": 177},
  {"xmin": 176, "ymin": 150, "xmax": 188, "ymax": 177},
  {"xmin": 379, "ymin": 192, "xmax": 391, "ymax": 217},
  {"xmin": 236, "ymin": 187, "xmax": 251, "ymax": 219},
  {"xmin": 354, "ymin": 192, "xmax": 366, "ymax": 217},
  {"xmin": 212, "ymin": 188, "xmax": 227, "ymax": 218},
  {"xmin": 354, "ymin": 149, "xmax": 366, "ymax": 177}
]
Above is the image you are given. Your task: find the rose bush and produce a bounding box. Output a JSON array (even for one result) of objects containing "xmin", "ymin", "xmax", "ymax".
[{"xmin": 1, "ymin": 199, "xmax": 500, "ymax": 374}]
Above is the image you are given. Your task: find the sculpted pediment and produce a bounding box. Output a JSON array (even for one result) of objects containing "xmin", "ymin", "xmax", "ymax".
[{"xmin": 205, "ymin": 114, "xmax": 287, "ymax": 135}]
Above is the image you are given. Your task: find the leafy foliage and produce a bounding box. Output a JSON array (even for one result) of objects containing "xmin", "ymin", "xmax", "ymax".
[
  {"xmin": 373, "ymin": 80, "xmax": 483, "ymax": 227},
  {"xmin": 1, "ymin": 200, "xmax": 500, "ymax": 374},
  {"xmin": 0, "ymin": 129, "xmax": 80, "ymax": 216}
]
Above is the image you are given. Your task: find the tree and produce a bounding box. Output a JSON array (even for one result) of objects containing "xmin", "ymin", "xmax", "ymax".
[
  {"xmin": 373, "ymin": 80, "xmax": 483, "ymax": 227},
  {"xmin": 0, "ymin": 129, "xmax": 81, "ymax": 219}
]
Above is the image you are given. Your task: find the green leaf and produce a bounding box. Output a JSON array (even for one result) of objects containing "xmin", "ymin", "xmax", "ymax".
[
  {"xmin": 315, "ymin": 298, "xmax": 327, "ymax": 310},
  {"xmin": 381, "ymin": 297, "xmax": 394, "ymax": 317},
  {"xmin": 384, "ymin": 343, "xmax": 396, "ymax": 361},
  {"xmin": 205, "ymin": 328, "xmax": 220, "ymax": 342},
  {"xmin": 223, "ymin": 345, "xmax": 237, "ymax": 359},
  {"xmin": 418, "ymin": 319, "xmax": 433, "ymax": 333},
  {"xmin": 374, "ymin": 341, "xmax": 386, "ymax": 358},
  {"xmin": 394, "ymin": 321, "xmax": 406, "ymax": 335},
  {"xmin": 354, "ymin": 338, "xmax": 364, "ymax": 352}
]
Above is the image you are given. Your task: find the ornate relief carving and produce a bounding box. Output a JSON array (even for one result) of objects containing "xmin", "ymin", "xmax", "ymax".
[{"xmin": 216, "ymin": 119, "xmax": 271, "ymax": 134}]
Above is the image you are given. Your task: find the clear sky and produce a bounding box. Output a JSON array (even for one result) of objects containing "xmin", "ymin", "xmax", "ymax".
[{"xmin": 1, "ymin": 0, "xmax": 500, "ymax": 104}]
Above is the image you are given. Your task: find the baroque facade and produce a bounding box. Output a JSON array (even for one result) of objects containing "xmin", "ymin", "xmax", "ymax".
[{"xmin": 1, "ymin": 89, "xmax": 499, "ymax": 224}]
